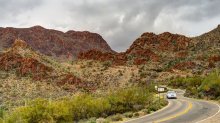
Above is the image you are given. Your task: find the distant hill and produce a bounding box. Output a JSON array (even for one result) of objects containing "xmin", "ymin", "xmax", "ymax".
[{"xmin": 0, "ymin": 26, "xmax": 114, "ymax": 60}]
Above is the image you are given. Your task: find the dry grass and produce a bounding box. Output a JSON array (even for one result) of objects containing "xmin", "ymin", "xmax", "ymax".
[
  {"xmin": 61, "ymin": 60, "xmax": 139, "ymax": 91},
  {"xmin": 0, "ymin": 71, "xmax": 72, "ymax": 108}
]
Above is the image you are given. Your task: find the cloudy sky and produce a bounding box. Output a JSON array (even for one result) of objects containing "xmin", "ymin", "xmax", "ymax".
[{"xmin": 0, "ymin": 0, "xmax": 220, "ymax": 52}]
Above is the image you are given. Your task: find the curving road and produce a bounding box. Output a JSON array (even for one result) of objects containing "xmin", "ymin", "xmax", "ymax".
[{"xmin": 125, "ymin": 90, "xmax": 220, "ymax": 123}]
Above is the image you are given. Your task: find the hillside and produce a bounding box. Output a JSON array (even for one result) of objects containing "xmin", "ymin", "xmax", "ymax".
[
  {"xmin": 0, "ymin": 26, "xmax": 114, "ymax": 60},
  {"xmin": 1, "ymin": 25, "xmax": 220, "ymax": 123},
  {"xmin": 78, "ymin": 25, "xmax": 220, "ymax": 81},
  {"xmin": 0, "ymin": 39, "xmax": 141, "ymax": 108},
  {"xmin": 0, "ymin": 39, "xmax": 95, "ymax": 107}
]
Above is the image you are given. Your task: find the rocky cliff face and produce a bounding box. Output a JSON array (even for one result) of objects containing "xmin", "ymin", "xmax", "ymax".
[{"xmin": 0, "ymin": 26, "xmax": 114, "ymax": 59}]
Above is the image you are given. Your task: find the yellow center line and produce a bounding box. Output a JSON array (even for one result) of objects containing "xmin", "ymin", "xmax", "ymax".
[{"xmin": 154, "ymin": 99, "xmax": 193, "ymax": 123}]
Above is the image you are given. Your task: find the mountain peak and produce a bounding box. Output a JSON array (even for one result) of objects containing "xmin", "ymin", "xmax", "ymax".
[
  {"xmin": 215, "ymin": 24, "xmax": 220, "ymax": 31},
  {"xmin": 12, "ymin": 39, "xmax": 28, "ymax": 49},
  {"xmin": 141, "ymin": 32, "xmax": 156, "ymax": 37},
  {"xmin": 31, "ymin": 25, "xmax": 45, "ymax": 30}
]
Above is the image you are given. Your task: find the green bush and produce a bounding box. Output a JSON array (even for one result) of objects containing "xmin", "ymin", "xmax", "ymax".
[
  {"xmin": 107, "ymin": 87, "xmax": 153, "ymax": 114},
  {"xmin": 5, "ymin": 87, "xmax": 155, "ymax": 123},
  {"xmin": 133, "ymin": 112, "xmax": 139, "ymax": 117},
  {"xmin": 6, "ymin": 99, "xmax": 54, "ymax": 123},
  {"xmin": 110, "ymin": 114, "xmax": 123, "ymax": 121},
  {"xmin": 0, "ymin": 118, "xmax": 3, "ymax": 123},
  {"xmin": 0, "ymin": 107, "xmax": 3, "ymax": 118},
  {"xmin": 123, "ymin": 112, "xmax": 133, "ymax": 118},
  {"xmin": 168, "ymin": 76, "xmax": 203, "ymax": 89},
  {"xmin": 102, "ymin": 61, "xmax": 112, "ymax": 70},
  {"xmin": 169, "ymin": 70, "xmax": 220, "ymax": 99},
  {"xmin": 199, "ymin": 71, "xmax": 220, "ymax": 99}
]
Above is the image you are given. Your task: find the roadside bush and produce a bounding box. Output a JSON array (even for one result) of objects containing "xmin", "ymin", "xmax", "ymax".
[
  {"xmin": 147, "ymin": 103, "xmax": 160, "ymax": 112},
  {"xmin": 123, "ymin": 112, "xmax": 133, "ymax": 118},
  {"xmin": 133, "ymin": 112, "xmax": 139, "ymax": 117},
  {"xmin": 5, "ymin": 87, "xmax": 155, "ymax": 123},
  {"xmin": 169, "ymin": 70, "xmax": 220, "ymax": 99},
  {"xmin": 6, "ymin": 99, "xmax": 54, "ymax": 123},
  {"xmin": 168, "ymin": 76, "xmax": 203, "ymax": 89},
  {"xmin": 107, "ymin": 87, "xmax": 153, "ymax": 114},
  {"xmin": 70, "ymin": 94, "xmax": 111, "ymax": 120},
  {"xmin": 110, "ymin": 114, "xmax": 123, "ymax": 121},
  {"xmin": 199, "ymin": 71, "xmax": 220, "ymax": 99}
]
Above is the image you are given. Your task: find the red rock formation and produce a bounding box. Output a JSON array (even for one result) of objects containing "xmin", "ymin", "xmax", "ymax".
[
  {"xmin": 58, "ymin": 74, "xmax": 97, "ymax": 92},
  {"xmin": 78, "ymin": 49, "xmax": 127, "ymax": 65},
  {"xmin": 172, "ymin": 62, "xmax": 196, "ymax": 70},
  {"xmin": 0, "ymin": 45, "xmax": 53, "ymax": 80},
  {"xmin": 0, "ymin": 26, "xmax": 114, "ymax": 59},
  {"xmin": 127, "ymin": 32, "xmax": 191, "ymax": 53},
  {"xmin": 78, "ymin": 32, "xmax": 190, "ymax": 65}
]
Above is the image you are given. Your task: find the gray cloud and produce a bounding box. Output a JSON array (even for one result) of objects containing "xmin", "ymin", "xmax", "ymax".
[{"xmin": 0, "ymin": 0, "xmax": 220, "ymax": 52}]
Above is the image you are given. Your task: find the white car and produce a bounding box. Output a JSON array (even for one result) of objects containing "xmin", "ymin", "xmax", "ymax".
[{"xmin": 166, "ymin": 91, "xmax": 177, "ymax": 99}]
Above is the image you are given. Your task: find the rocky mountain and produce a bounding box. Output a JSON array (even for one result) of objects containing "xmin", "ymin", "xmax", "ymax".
[
  {"xmin": 0, "ymin": 39, "xmax": 97, "ymax": 92},
  {"xmin": 0, "ymin": 26, "xmax": 114, "ymax": 60},
  {"xmin": 78, "ymin": 25, "xmax": 220, "ymax": 76},
  {"xmin": 79, "ymin": 31, "xmax": 191, "ymax": 65}
]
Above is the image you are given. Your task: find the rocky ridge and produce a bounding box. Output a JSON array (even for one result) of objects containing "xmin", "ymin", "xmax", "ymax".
[
  {"xmin": 0, "ymin": 26, "xmax": 114, "ymax": 60},
  {"xmin": 78, "ymin": 25, "xmax": 220, "ymax": 77}
]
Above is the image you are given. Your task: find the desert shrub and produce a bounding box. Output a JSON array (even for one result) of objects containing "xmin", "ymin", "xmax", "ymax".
[
  {"xmin": 70, "ymin": 94, "xmax": 111, "ymax": 120},
  {"xmin": 133, "ymin": 112, "xmax": 139, "ymax": 117},
  {"xmin": 0, "ymin": 108, "xmax": 3, "ymax": 123},
  {"xmin": 199, "ymin": 71, "xmax": 220, "ymax": 99},
  {"xmin": 86, "ymin": 117, "xmax": 96, "ymax": 123},
  {"xmin": 123, "ymin": 112, "xmax": 133, "ymax": 118},
  {"xmin": 140, "ymin": 72, "xmax": 147, "ymax": 78},
  {"xmin": 169, "ymin": 70, "xmax": 220, "ymax": 99},
  {"xmin": 0, "ymin": 108, "xmax": 3, "ymax": 118},
  {"xmin": 6, "ymin": 99, "xmax": 53, "ymax": 123},
  {"xmin": 168, "ymin": 76, "xmax": 203, "ymax": 89},
  {"xmin": 147, "ymin": 103, "xmax": 160, "ymax": 112},
  {"xmin": 142, "ymin": 109, "xmax": 149, "ymax": 114},
  {"xmin": 159, "ymin": 99, "xmax": 168, "ymax": 107},
  {"xmin": 102, "ymin": 61, "xmax": 112, "ymax": 70},
  {"xmin": 96, "ymin": 118, "xmax": 109, "ymax": 123},
  {"xmin": 48, "ymin": 100, "xmax": 73, "ymax": 122},
  {"xmin": 118, "ymin": 70, "xmax": 123, "ymax": 76},
  {"xmin": 110, "ymin": 114, "xmax": 123, "ymax": 121},
  {"xmin": 165, "ymin": 58, "xmax": 185, "ymax": 70},
  {"xmin": 5, "ymin": 87, "xmax": 156, "ymax": 122},
  {"xmin": 107, "ymin": 87, "xmax": 153, "ymax": 114}
]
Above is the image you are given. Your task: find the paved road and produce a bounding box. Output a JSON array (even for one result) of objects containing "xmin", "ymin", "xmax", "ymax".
[{"xmin": 125, "ymin": 90, "xmax": 220, "ymax": 123}]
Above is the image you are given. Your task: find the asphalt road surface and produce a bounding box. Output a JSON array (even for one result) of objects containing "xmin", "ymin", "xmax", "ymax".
[{"xmin": 125, "ymin": 90, "xmax": 220, "ymax": 123}]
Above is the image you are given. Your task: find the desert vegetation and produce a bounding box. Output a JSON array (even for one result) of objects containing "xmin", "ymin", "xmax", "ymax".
[
  {"xmin": 168, "ymin": 70, "xmax": 220, "ymax": 99},
  {"xmin": 1, "ymin": 23, "xmax": 220, "ymax": 123},
  {"xmin": 0, "ymin": 87, "xmax": 167, "ymax": 123}
]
